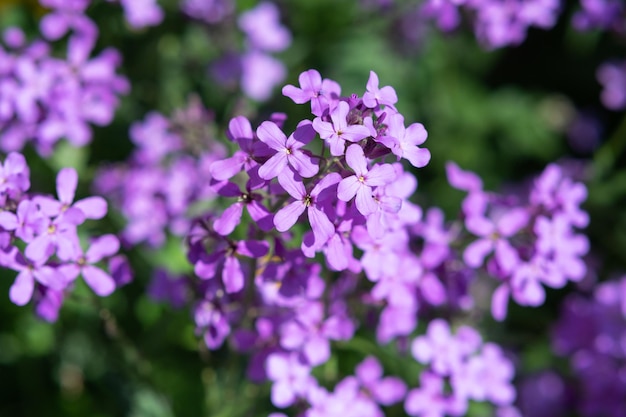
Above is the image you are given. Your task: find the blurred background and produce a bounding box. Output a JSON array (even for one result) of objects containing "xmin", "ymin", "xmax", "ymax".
[{"xmin": 0, "ymin": 0, "xmax": 624, "ymax": 416}]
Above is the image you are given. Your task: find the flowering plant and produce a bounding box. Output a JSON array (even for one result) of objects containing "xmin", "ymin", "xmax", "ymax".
[{"xmin": 0, "ymin": 1, "xmax": 625, "ymax": 417}]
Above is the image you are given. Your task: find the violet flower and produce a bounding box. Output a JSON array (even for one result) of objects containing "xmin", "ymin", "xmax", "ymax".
[
  {"xmin": 312, "ymin": 101, "xmax": 371, "ymax": 157},
  {"xmin": 58, "ymin": 234, "xmax": 120, "ymax": 297},
  {"xmin": 362, "ymin": 70, "xmax": 398, "ymax": 109},
  {"xmin": 282, "ymin": 69, "xmax": 341, "ymax": 117},
  {"xmin": 256, "ymin": 120, "xmax": 319, "ymax": 180},
  {"xmin": 337, "ymin": 144, "xmax": 395, "ymax": 216},
  {"xmin": 274, "ymin": 171, "xmax": 340, "ymax": 250},
  {"xmin": 34, "ymin": 167, "xmax": 107, "ymax": 221}
]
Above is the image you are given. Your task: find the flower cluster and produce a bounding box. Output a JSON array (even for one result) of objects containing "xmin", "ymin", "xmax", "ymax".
[
  {"xmin": 572, "ymin": 0, "xmax": 625, "ymax": 34},
  {"xmin": 0, "ymin": 0, "xmax": 131, "ymax": 156},
  {"xmin": 552, "ymin": 276, "xmax": 626, "ymax": 417},
  {"xmin": 0, "ymin": 29, "xmax": 128, "ymax": 155},
  {"xmin": 181, "ymin": 0, "xmax": 234, "ymax": 24},
  {"xmin": 406, "ymin": 319, "xmax": 518, "ymax": 417},
  {"xmin": 445, "ymin": 161, "xmax": 590, "ymax": 320},
  {"xmin": 597, "ymin": 60, "xmax": 626, "ymax": 111},
  {"xmin": 0, "ymin": 152, "xmax": 130, "ymax": 321},
  {"xmin": 417, "ymin": 0, "xmax": 560, "ymax": 49},
  {"xmin": 185, "ymin": 1, "xmax": 291, "ymax": 101},
  {"xmin": 95, "ymin": 97, "xmax": 227, "ymax": 247}
]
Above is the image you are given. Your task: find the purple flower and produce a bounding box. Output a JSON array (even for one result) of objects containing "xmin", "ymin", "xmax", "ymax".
[
  {"xmin": 256, "ymin": 120, "xmax": 319, "ymax": 180},
  {"xmin": 573, "ymin": 0, "xmax": 625, "ymax": 33},
  {"xmin": 452, "ymin": 343, "xmax": 516, "ymax": 405},
  {"xmin": 116, "ymin": 0, "xmax": 164, "ymax": 28},
  {"xmin": 210, "ymin": 116, "xmax": 269, "ymax": 182},
  {"xmin": 405, "ymin": 372, "xmax": 464, "ymax": 417},
  {"xmin": 129, "ymin": 112, "xmax": 182, "ymax": 164},
  {"xmin": 355, "ymin": 356, "xmax": 407, "ymax": 405},
  {"xmin": 58, "ymin": 234, "xmax": 120, "ymax": 296},
  {"xmin": 0, "ymin": 152, "xmax": 30, "ymax": 199},
  {"xmin": 337, "ymin": 144, "xmax": 395, "ymax": 216},
  {"xmin": 181, "ymin": 0, "xmax": 233, "ymax": 23},
  {"xmin": 0, "ymin": 199, "xmax": 45, "ymax": 243},
  {"xmin": 266, "ymin": 352, "xmax": 315, "ymax": 408},
  {"xmin": 384, "ymin": 113, "xmax": 430, "ymax": 168},
  {"xmin": 238, "ymin": 2, "xmax": 291, "ymax": 52},
  {"xmin": 194, "ymin": 238, "xmax": 269, "ymax": 293},
  {"xmin": 241, "ymin": 51, "xmax": 286, "ymax": 101},
  {"xmin": 25, "ymin": 211, "xmax": 82, "ymax": 263},
  {"xmin": 463, "ymin": 208, "xmax": 529, "ymax": 274},
  {"xmin": 362, "ymin": 70, "xmax": 398, "ymax": 109},
  {"xmin": 312, "ymin": 101, "xmax": 371, "ymax": 156},
  {"xmin": 411, "ymin": 319, "xmax": 481, "ymax": 376},
  {"xmin": 4, "ymin": 247, "xmax": 66, "ymax": 306},
  {"xmin": 194, "ymin": 300, "xmax": 231, "ymax": 349},
  {"xmin": 34, "ymin": 167, "xmax": 107, "ymax": 221},
  {"xmin": 282, "ymin": 69, "xmax": 341, "ymax": 117},
  {"xmin": 274, "ymin": 172, "xmax": 340, "ymax": 250},
  {"xmin": 212, "ymin": 180, "xmax": 273, "ymax": 235},
  {"xmin": 34, "ymin": 285, "xmax": 64, "ymax": 322}
]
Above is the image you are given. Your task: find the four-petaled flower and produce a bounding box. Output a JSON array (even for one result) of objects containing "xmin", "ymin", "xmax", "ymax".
[
  {"xmin": 338, "ymin": 144, "xmax": 395, "ymax": 216},
  {"xmin": 256, "ymin": 120, "xmax": 319, "ymax": 180}
]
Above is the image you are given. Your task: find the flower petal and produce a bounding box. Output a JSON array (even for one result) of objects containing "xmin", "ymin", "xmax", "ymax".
[
  {"xmin": 9, "ymin": 270, "xmax": 34, "ymax": 306},
  {"xmin": 56, "ymin": 167, "xmax": 78, "ymax": 205},
  {"xmin": 83, "ymin": 265, "xmax": 116, "ymax": 296},
  {"xmin": 214, "ymin": 203, "xmax": 244, "ymax": 236},
  {"xmin": 274, "ymin": 201, "xmax": 306, "ymax": 232},
  {"xmin": 258, "ymin": 152, "xmax": 288, "ymax": 180}
]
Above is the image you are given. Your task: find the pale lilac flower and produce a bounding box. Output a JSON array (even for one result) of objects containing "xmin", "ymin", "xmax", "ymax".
[
  {"xmin": 256, "ymin": 120, "xmax": 318, "ymax": 180},
  {"xmin": 313, "ymin": 101, "xmax": 371, "ymax": 156},
  {"xmin": 0, "ymin": 152, "xmax": 30, "ymax": 201},
  {"xmin": 384, "ymin": 113, "xmax": 430, "ymax": 168},
  {"xmin": 4, "ymin": 247, "xmax": 66, "ymax": 306},
  {"xmin": 34, "ymin": 167, "xmax": 107, "ymax": 221},
  {"xmin": 306, "ymin": 376, "xmax": 381, "ymax": 417},
  {"xmin": 338, "ymin": 144, "xmax": 396, "ymax": 216},
  {"xmin": 573, "ymin": 0, "xmax": 625, "ymax": 33},
  {"xmin": 194, "ymin": 238, "xmax": 269, "ymax": 293},
  {"xmin": 212, "ymin": 180, "xmax": 273, "ymax": 235},
  {"xmin": 463, "ymin": 208, "xmax": 529, "ymax": 274},
  {"xmin": 238, "ymin": 2, "xmax": 291, "ymax": 52},
  {"xmin": 362, "ymin": 71, "xmax": 398, "ymax": 109},
  {"xmin": 34, "ymin": 286, "xmax": 64, "ymax": 322},
  {"xmin": 58, "ymin": 234, "xmax": 120, "ymax": 296},
  {"xmin": 355, "ymin": 356, "xmax": 407, "ymax": 405},
  {"xmin": 241, "ymin": 51, "xmax": 286, "ymax": 101},
  {"xmin": 266, "ymin": 352, "xmax": 315, "ymax": 408},
  {"xmin": 279, "ymin": 301, "xmax": 352, "ymax": 366},
  {"xmin": 25, "ymin": 212, "xmax": 82, "ymax": 262},
  {"xmin": 282, "ymin": 69, "xmax": 341, "ymax": 116},
  {"xmin": 210, "ymin": 116, "xmax": 269, "ymax": 182},
  {"xmin": 114, "ymin": 0, "xmax": 164, "ymax": 28},
  {"xmin": 181, "ymin": 0, "xmax": 233, "ymax": 23},
  {"xmin": 597, "ymin": 60, "xmax": 626, "ymax": 111},
  {"xmin": 405, "ymin": 372, "xmax": 463, "ymax": 417},
  {"xmin": 452, "ymin": 343, "xmax": 516, "ymax": 405},
  {"xmin": 274, "ymin": 172, "xmax": 340, "ymax": 249},
  {"xmin": 351, "ymin": 226, "xmax": 407, "ymax": 282},
  {"xmin": 445, "ymin": 161, "xmax": 488, "ymax": 217},
  {"xmin": 194, "ymin": 300, "xmax": 231, "ymax": 349},
  {"xmin": 411, "ymin": 319, "xmax": 481, "ymax": 376},
  {"xmin": 0, "ymin": 200, "xmax": 45, "ymax": 243}
]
